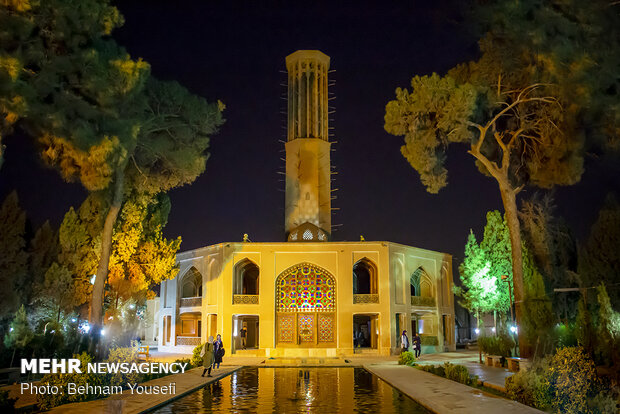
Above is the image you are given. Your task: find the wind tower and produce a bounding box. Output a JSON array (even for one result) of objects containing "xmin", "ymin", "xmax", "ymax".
[{"xmin": 284, "ymin": 50, "xmax": 332, "ymax": 242}]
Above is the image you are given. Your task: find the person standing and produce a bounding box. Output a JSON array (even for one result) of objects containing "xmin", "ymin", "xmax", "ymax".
[
  {"xmin": 400, "ymin": 330, "xmax": 410, "ymax": 354},
  {"xmin": 240, "ymin": 326, "xmax": 247, "ymax": 349},
  {"xmin": 412, "ymin": 333, "xmax": 422, "ymax": 358},
  {"xmin": 201, "ymin": 336, "xmax": 215, "ymax": 377},
  {"xmin": 213, "ymin": 334, "xmax": 224, "ymax": 369}
]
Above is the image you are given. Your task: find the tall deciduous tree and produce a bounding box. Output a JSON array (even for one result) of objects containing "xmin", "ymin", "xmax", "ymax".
[{"xmin": 107, "ymin": 193, "xmax": 180, "ymax": 314}]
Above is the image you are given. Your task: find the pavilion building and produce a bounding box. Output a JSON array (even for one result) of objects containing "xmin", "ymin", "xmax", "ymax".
[{"xmin": 155, "ymin": 50, "xmax": 456, "ymax": 357}]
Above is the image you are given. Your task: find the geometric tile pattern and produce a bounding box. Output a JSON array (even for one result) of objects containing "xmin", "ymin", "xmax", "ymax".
[
  {"xmin": 278, "ymin": 314, "xmax": 294, "ymax": 342},
  {"xmin": 318, "ymin": 313, "xmax": 334, "ymax": 342},
  {"xmin": 276, "ymin": 263, "xmax": 336, "ymax": 313}
]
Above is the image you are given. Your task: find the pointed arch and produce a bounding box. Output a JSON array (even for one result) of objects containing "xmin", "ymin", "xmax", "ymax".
[
  {"xmin": 276, "ymin": 262, "xmax": 336, "ymax": 312},
  {"xmin": 180, "ymin": 266, "xmax": 202, "ymax": 298},
  {"xmin": 275, "ymin": 263, "xmax": 336, "ymax": 347},
  {"xmin": 353, "ymin": 257, "xmax": 378, "ymax": 295},
  {"xmin": 411, "ymin": 267, "xmax": 433, "ymax": 297},
  {"xmin": 233, "ymin": 258, "xmax": 259, "ymax": 295}
]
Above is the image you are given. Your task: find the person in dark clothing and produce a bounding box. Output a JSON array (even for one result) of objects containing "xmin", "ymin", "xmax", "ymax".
[
  {"xmin": 213, "ymin": 334, "xmax": 224, "ymax": 369},
  {"xmin": 240, "ymin": 326, "xmax": 247, "ymax": 349},
  {"xmin": 412, "ymin": 333, "xmax": 422, "ymax": 358}
]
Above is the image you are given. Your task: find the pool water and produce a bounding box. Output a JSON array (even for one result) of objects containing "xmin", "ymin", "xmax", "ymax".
[{"xmin": 153, "ymin": 367, "xmax": 430, "ymax": 413}]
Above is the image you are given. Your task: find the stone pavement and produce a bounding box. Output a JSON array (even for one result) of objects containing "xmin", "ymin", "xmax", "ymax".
[
  {"xmin": 364, "ymin": 363, "xmax": 542, "ymax": 414},
  {"xmin": 416, "ymin": 350, "xmax": 514, "ymax": 391},
  {"xmin": 46, "ymin": 365, "xmax": 241, "ymax": 414}
]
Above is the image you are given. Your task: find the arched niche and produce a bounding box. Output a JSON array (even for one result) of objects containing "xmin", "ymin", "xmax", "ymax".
[
  {"xmin": 233, "ymin": 259, "xmax": 259, "ymax": 295},
  {"xmin": 180, "ymin": 267, "xmax": 202, "ymax": 298},
  {"xmin": 411, "ymin": 267, "xmax": 433, "ymax": 297},
  {"xmin": 353, "ymin": 258, "xmax": 378, "ymax": 295}
]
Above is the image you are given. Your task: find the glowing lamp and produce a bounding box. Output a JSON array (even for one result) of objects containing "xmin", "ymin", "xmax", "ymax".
[{"xmin": 474, "ymin": 328, "xmax": 480, "ymax": 335}]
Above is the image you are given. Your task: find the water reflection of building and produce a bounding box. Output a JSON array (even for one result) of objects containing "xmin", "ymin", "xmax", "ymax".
[{"xmin": 154, "ymin": 50, "xmax": 456, "ymax": 357}]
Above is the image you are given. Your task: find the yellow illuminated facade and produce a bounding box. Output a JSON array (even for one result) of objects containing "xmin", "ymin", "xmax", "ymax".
[{"xmin": 156, "ymin": 50, "xmax": 456, "ymax": 357}]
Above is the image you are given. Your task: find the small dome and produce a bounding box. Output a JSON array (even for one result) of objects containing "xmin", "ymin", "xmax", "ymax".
[{"xmin": 287, "ymin": 222, "xmax": 329, "ymax": 242}]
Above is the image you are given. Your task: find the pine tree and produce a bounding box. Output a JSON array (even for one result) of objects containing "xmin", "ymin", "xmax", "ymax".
[
  {"xmin": 4, "ymin": 305, "xmax": 33, "ymax": 366},
  {"xmin": 455, "ymin": 211, "xmax": 513, "ymax": 316},
  {"xmin": 579, "ymin": 195, "xmax": 620, "ymax": 311},
  {"xmin": 0, "ymin": 191, "xmax": 28, "ymax": 318},
  {"xmin": 383, "ymin": 0, "xmax": 620, "ymax": 355}
]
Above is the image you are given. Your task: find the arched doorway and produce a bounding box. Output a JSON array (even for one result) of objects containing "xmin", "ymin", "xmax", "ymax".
[{"xmin": 275, "ymin": 263, "xmax": 336, "ymax": 347}]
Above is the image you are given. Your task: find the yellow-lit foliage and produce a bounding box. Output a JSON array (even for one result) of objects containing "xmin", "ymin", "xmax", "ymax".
[
  {"xmin": 107, "ymin": 194, "xmax": 180, "ymax": 310},
  {"xmin": 40, "ymin": 134, "xmax": 119, "ymax": 191},
  {"xmin": 547, "ymin": 346, "xmax": 600, "ymax": 414}
]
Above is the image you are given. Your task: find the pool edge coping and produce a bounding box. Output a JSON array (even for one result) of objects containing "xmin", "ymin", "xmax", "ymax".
[{"xmin": 137, "ymin": 366, "xmax": 243, "ymax": 414}]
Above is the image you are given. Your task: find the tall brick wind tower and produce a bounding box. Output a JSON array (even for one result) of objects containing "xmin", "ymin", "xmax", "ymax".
[{"xmin": 284, "ymin": 50, "xmax": 332, "ymax": 242}]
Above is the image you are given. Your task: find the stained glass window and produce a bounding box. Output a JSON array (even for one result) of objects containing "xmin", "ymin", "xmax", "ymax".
[{"xmin": 276, "ymin": 263, "xmax": 335, "ymax": 312}]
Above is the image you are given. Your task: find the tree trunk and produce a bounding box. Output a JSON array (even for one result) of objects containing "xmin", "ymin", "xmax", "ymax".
[
  {"xmin": 499, "ymin": 185, "xmax": 531, "ymax": 358},
  {"xmin": 90, "ymin": 167, "xmax": 125, "ymax": 329}
]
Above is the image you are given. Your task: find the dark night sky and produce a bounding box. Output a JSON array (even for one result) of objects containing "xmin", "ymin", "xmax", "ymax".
[{"xmin": 1, "ymin": 1, "xmax": 618, "ymax": 264}]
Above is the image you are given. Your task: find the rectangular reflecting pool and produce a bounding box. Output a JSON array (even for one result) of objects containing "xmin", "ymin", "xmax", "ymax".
[{"xmin": 153, "ymin": 367, "xmax": 430, "ymax": 413}]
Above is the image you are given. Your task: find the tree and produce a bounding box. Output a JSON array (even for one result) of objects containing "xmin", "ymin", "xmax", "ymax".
[
  {"xmin": 455, "ymin": 211, "xmax": 513, "ymax": 317},
  {"xmin": 35, "ymin": 263, "xmax": 78, "ymax": 324},
  {"xmin": 106, "ymin": 193, "xmax": 180, "ymax": 314},
  {"xmin": 0, "ymin": 0, "xmax": 32, "ymax": 170},
  {"xmin": 383, "ymin": 0, "xmax": 613, "ymax": 353},
  {"xmin": 455, "ymin": 230, "xmax": 498, "ymax": 316},
  {"xmin": 0, "ymin": 0, "xmax": 135, "ymax": 172},
  {"xmin": 595, "ymin": 284, "xmax": 620, "ymax": 368},
  {"xmin": 0, "ymin": 191, "xmax": 28, "ymax": 319},
  {"xmin": 473, "ymin": 0, "xmax": 620, "ymax": 155},
  {"xmin": 4, "ymin": 304, "xmax": 33, "ymax": 366},
  {"xmin": 84, "ymin": 79, "xmax": 224, "ymax": 330},
  {"xmin": 520, "ymin": 196, "xmax": 580, "ymax": 321},
  {"xmin": 25, "ymin": 221, "xmax": 60, "ymax": 306},
  {"xmin": 521, "ymin": 252, "xmax": 553, "ymax": 358},
  {"xmin": 1, "ymin": 0, "xmax": 224, "ymax": 338},
  {"xmin": 579, "ymin": 194, "xmax": 620, "ymax": 311}
]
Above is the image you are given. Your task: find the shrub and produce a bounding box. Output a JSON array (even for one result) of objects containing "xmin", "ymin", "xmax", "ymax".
[
  {"xmin": 547, "ymin": 346, "xmax": 600, "ymax": 414},
  {"xmin": 505, "ymin": 347, "xmax": 613, "ymax": 414},
  {"xmin": 38, "ymin": 352, "xmax": 104, "ymax": 410},
  {"xmin": 398, "ymin": 351, "xmax": 416, "ymax": 366},
  {"xmin": 106, "ymin": 346, "xmax": 141, "ymax": 387},
  {"xmin": 419, "ymin": 364, "xmax": 445, "ymax": 377},
  {"xmin": 0, "ymin": 389, "xmax": 16, "ymax": 413},
  {"xmin": 478, "ymin": 334, "xmax": 514, "ymax": 357},
  {"xmin": 505, "ymin": 361, "xmax": 552, "ymax": 411},
  {"xmin": 192, "ymin": 343, "xmax": 204, "ymax": 367},
  {"xmin": 444, "ymin": 362, "xmax": 473, "ymax": 385},
  {"xmin": 420, "ymin": 335, "xmax": 438, "ymax": 346}
]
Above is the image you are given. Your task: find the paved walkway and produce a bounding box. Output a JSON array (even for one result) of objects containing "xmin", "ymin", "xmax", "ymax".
[
  {"xmin": 46, "ymin": 365, "xmax": 241, "ymax": 414},
  {"xmin": 364, "ymin": 364, "xmax": 542, "ymax": 414},
  {"xmin": 416, "ymin": 350, "xmax": 514, "ymax": 391}
]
